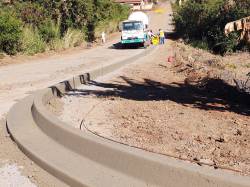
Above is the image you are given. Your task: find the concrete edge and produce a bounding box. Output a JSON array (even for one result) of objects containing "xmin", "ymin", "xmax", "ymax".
[
  {"xmin": 6, "ymin": 96, "xmax": 83, "ymax": 186},
  {"xmin": 34, "ymin": 87, "xmax": 250, "ymax": 187}
]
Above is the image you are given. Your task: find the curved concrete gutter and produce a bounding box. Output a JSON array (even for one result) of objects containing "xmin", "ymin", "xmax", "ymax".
[{"xmin": 6, "ymin": 46, "xmax": 250, "ymax": 187}]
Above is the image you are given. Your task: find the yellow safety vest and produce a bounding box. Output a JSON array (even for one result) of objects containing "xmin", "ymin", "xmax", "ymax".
[{"xmin": 160, "ymin": 30, "xmax": 164, "ymax": 37}]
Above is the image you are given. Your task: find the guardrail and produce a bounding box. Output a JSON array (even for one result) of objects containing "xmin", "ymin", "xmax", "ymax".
[{"xmin": 6, "ymin": 46, "xmax": 250, "ymax": 187}]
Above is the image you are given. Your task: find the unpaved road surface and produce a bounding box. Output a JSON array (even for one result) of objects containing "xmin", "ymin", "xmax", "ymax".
[
  {"xmin": 55, "ymin": 41, "xmax": 250, "ymax": 176},
  {"xmin": 0, "ymin": 41, "xmax": 144, "ymax": 117},
  {"xmin": 0, "ymin": 2, "xmax": 173, "ymax": 186}
]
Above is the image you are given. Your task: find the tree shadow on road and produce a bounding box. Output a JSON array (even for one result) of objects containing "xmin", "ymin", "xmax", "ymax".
[{"xmin": 68, "ymin": 76, "xmax": 250, "ymax": 116}]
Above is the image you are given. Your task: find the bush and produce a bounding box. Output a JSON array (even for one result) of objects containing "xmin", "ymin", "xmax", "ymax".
[
  {"xmin": 38, "ymin": 20, "xmax": 60, "ymax": 43},
  {"xmin": 190, "ymin": 39, "xmax": 209, "ymax": 50},
  {"xmin": 95, "ymin": 20, "xmax": 119, "ymax": 38},
  {"xmin": 93, "ymin": 2, "xmax": 130, "ymax": 40},
  {"xmin": 0, "ymin": 12, "xmax": 22, "ymax": 55},
  {"xmin": 50, "ymin": 29, "xmax": 85, "ymax": 50},
  {"xmin": 63, "ymin": 29, "xmax": 85, "ymax": 48},
  {"xmin": 174, "ymin": 0, "xmax": 250, "ymax": 54},
  {"xmin": 15, "ymin": 2, "xmax": 47, "ymax": 27},
  {"xmin": 22, "ymin": 26, "xmax": 46, "ymax": 55},
  {"xmin": 0, "ymin": 0, "xmax": 130, "ymax": 55}
]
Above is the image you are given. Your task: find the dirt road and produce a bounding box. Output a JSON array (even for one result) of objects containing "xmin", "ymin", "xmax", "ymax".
[
  {"xmin": 0, "ymin": 2, "xmax": 173, "ymax": 186},
  {"xmin": 0, "ymin": 41, "xmax": 144, "ymax": 117}
]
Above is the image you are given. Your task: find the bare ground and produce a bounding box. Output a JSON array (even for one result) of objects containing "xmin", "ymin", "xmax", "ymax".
[{"xmin": 54, "ymin": 41, "xmax": 250, "ymax": 176}]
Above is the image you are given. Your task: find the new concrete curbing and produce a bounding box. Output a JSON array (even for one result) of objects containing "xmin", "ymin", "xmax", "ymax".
[{"xmin": 6, "ymin": 46, "xmax": 250, "ymax": 187}]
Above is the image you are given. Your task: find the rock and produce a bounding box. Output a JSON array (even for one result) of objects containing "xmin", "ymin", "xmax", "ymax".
[
  {"xmin": 215, "ymin": 137, "xmax": 224, "ymax": 143},
  {"xmin": 235, "ymin": 129, "xmax": 242, "ymax": 136},
  {"xmin": 200, "ymin": 159, "xmax": 214, "ymax": 165},
  {"xmin": 193, "ymin": 157, "xmax": 199, "ymax": 162},
  {"xmin": 214, "ymin": 165, "xmax": 219, "ymax": 169}
]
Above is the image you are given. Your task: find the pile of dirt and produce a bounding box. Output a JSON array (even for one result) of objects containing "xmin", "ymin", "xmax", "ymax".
[
  {"xmin": 54, "ymin": 42, "xmax": 250, "ymax": 176},
  {"xmin": 171, "ymin": 42, "xmax": 250, "ymax": 110},
  {"xmin": 172, "ymin": 42, "xmax": 250, "ymax": 94}
]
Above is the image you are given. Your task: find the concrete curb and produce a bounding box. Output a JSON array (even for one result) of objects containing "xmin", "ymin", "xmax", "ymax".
[{"xmin": 6, "ymin": 46, "xmax": 250, "ymax": 187}]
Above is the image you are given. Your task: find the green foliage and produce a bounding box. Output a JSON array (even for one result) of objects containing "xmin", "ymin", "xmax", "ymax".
[
  {"xmin": 15, "ymin": 2, "xmax": 47, "ymax": 27},
  {"xmin": 190, "ymin": 39, "xmax": 209, "ymax": 50},
  {"xmin": 22, "ymin": 26, "xmax": 46, "ymax": 55},
  {"xmin": 95, "ymin": 20, "xmax": 119, "ymax": 36},
  {"xmin": 94, "ymin": 2, "xmax": 130, "ymax": 38},
  {"xmin": 174, "ymin": 0, "xmax": 250, "ymax": 55},
  {"xmin": 0, "ymin": 12, "xmax": 22, "ymax": 55},
  {"xmin": 38, "ymin": 20, "xmax": 60, "ymax": 43},
  {"xmin": 50, "ymin": 29, "xmax": 85, "ymax": 50},
  {"xmin": 35, "ymin": 0, "xmax": 130, "ymax": 41},
  {"xmin": 62, "ymin": 29, "xmax": 85, "ymax": 48},
  {"xmin": 0, "ymin": 0, "xmax": 130, "ymax": 55}
]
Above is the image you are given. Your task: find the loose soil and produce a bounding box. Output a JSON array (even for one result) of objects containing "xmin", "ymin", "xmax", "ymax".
[{"xmin": 54, "ymin": 41, "xmax": 250, "ymax": 176}]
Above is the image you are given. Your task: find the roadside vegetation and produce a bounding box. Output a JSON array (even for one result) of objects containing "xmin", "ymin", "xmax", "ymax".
[
  {"xmin": 0, "ymin": 0, "xmax": 130, "ymax": 55},
  {"xmin": 173, "ymin": 0, "xmax": 250, "ymax": 55}
]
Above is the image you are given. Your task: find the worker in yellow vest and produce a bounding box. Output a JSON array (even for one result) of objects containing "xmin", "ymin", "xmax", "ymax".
[{"xmin": 159, "ymin": 29, "xmax": 165, "ymax": 45}]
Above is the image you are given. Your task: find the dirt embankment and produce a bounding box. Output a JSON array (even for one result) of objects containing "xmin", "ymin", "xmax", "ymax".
[{"xmin": 52, "ymin": 41, "xmax": 250, "ymax": 176}]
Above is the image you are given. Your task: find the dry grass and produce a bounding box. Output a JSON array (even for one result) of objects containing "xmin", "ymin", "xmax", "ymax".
[
  {"xmin": 50, "ymin": 29, "xmax": 85, "ymax": 51},
  {"xmin": 22, "ymin": 26, "xmax": 46, "ymax": 55},
  {"xmin": 95, "ymin": 20, "xmax": 119, "ymax": 39}
]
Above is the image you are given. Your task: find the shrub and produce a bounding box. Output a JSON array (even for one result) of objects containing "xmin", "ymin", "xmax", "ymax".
[
  {"xmin": 92, "ymin": 1, "xmax": 130, "ymax": 40},
  {"xmin": 174, "ymin": 0, "xmax": 250, "ymax": 54},
  {"xmin": 22, "ymin": 26, "xmax": 46, "ymax": 55},
  {"xmin": 0, "ymin": 0, "xmax": 130, "ymax": 55},
  {"xmin": 38, "ymin": 20, "xmax": 60, "ymax": 43},
  {"xmin": 212, "ymin": 31, "xmax": 240, "ymax": 54},
  {"xmin": 50, "ymin": 29, "xmax": 85, "ymax": 50},
  {"xmin": 0, "ymin": 12, "xmax": 22, "ymax": 55},
  {"xmin": 95, "ymin": 20, "xmax": 119, "ymax": 38},
  {"xmin": 15, "ymin": 2, "xmax": 47, "ymax": 27},
  {"xmin": 190, "ymin": 39, "xmax": 209, "ymax": 50},
  {"xmin": 63, "ymin": 29, "xmax": 85, "ymax": 48}
]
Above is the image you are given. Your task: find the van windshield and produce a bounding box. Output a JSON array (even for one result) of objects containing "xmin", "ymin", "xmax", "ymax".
[{"xmin": 123, "ymin": 21, "xmax": 143, "ymax": 31}]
